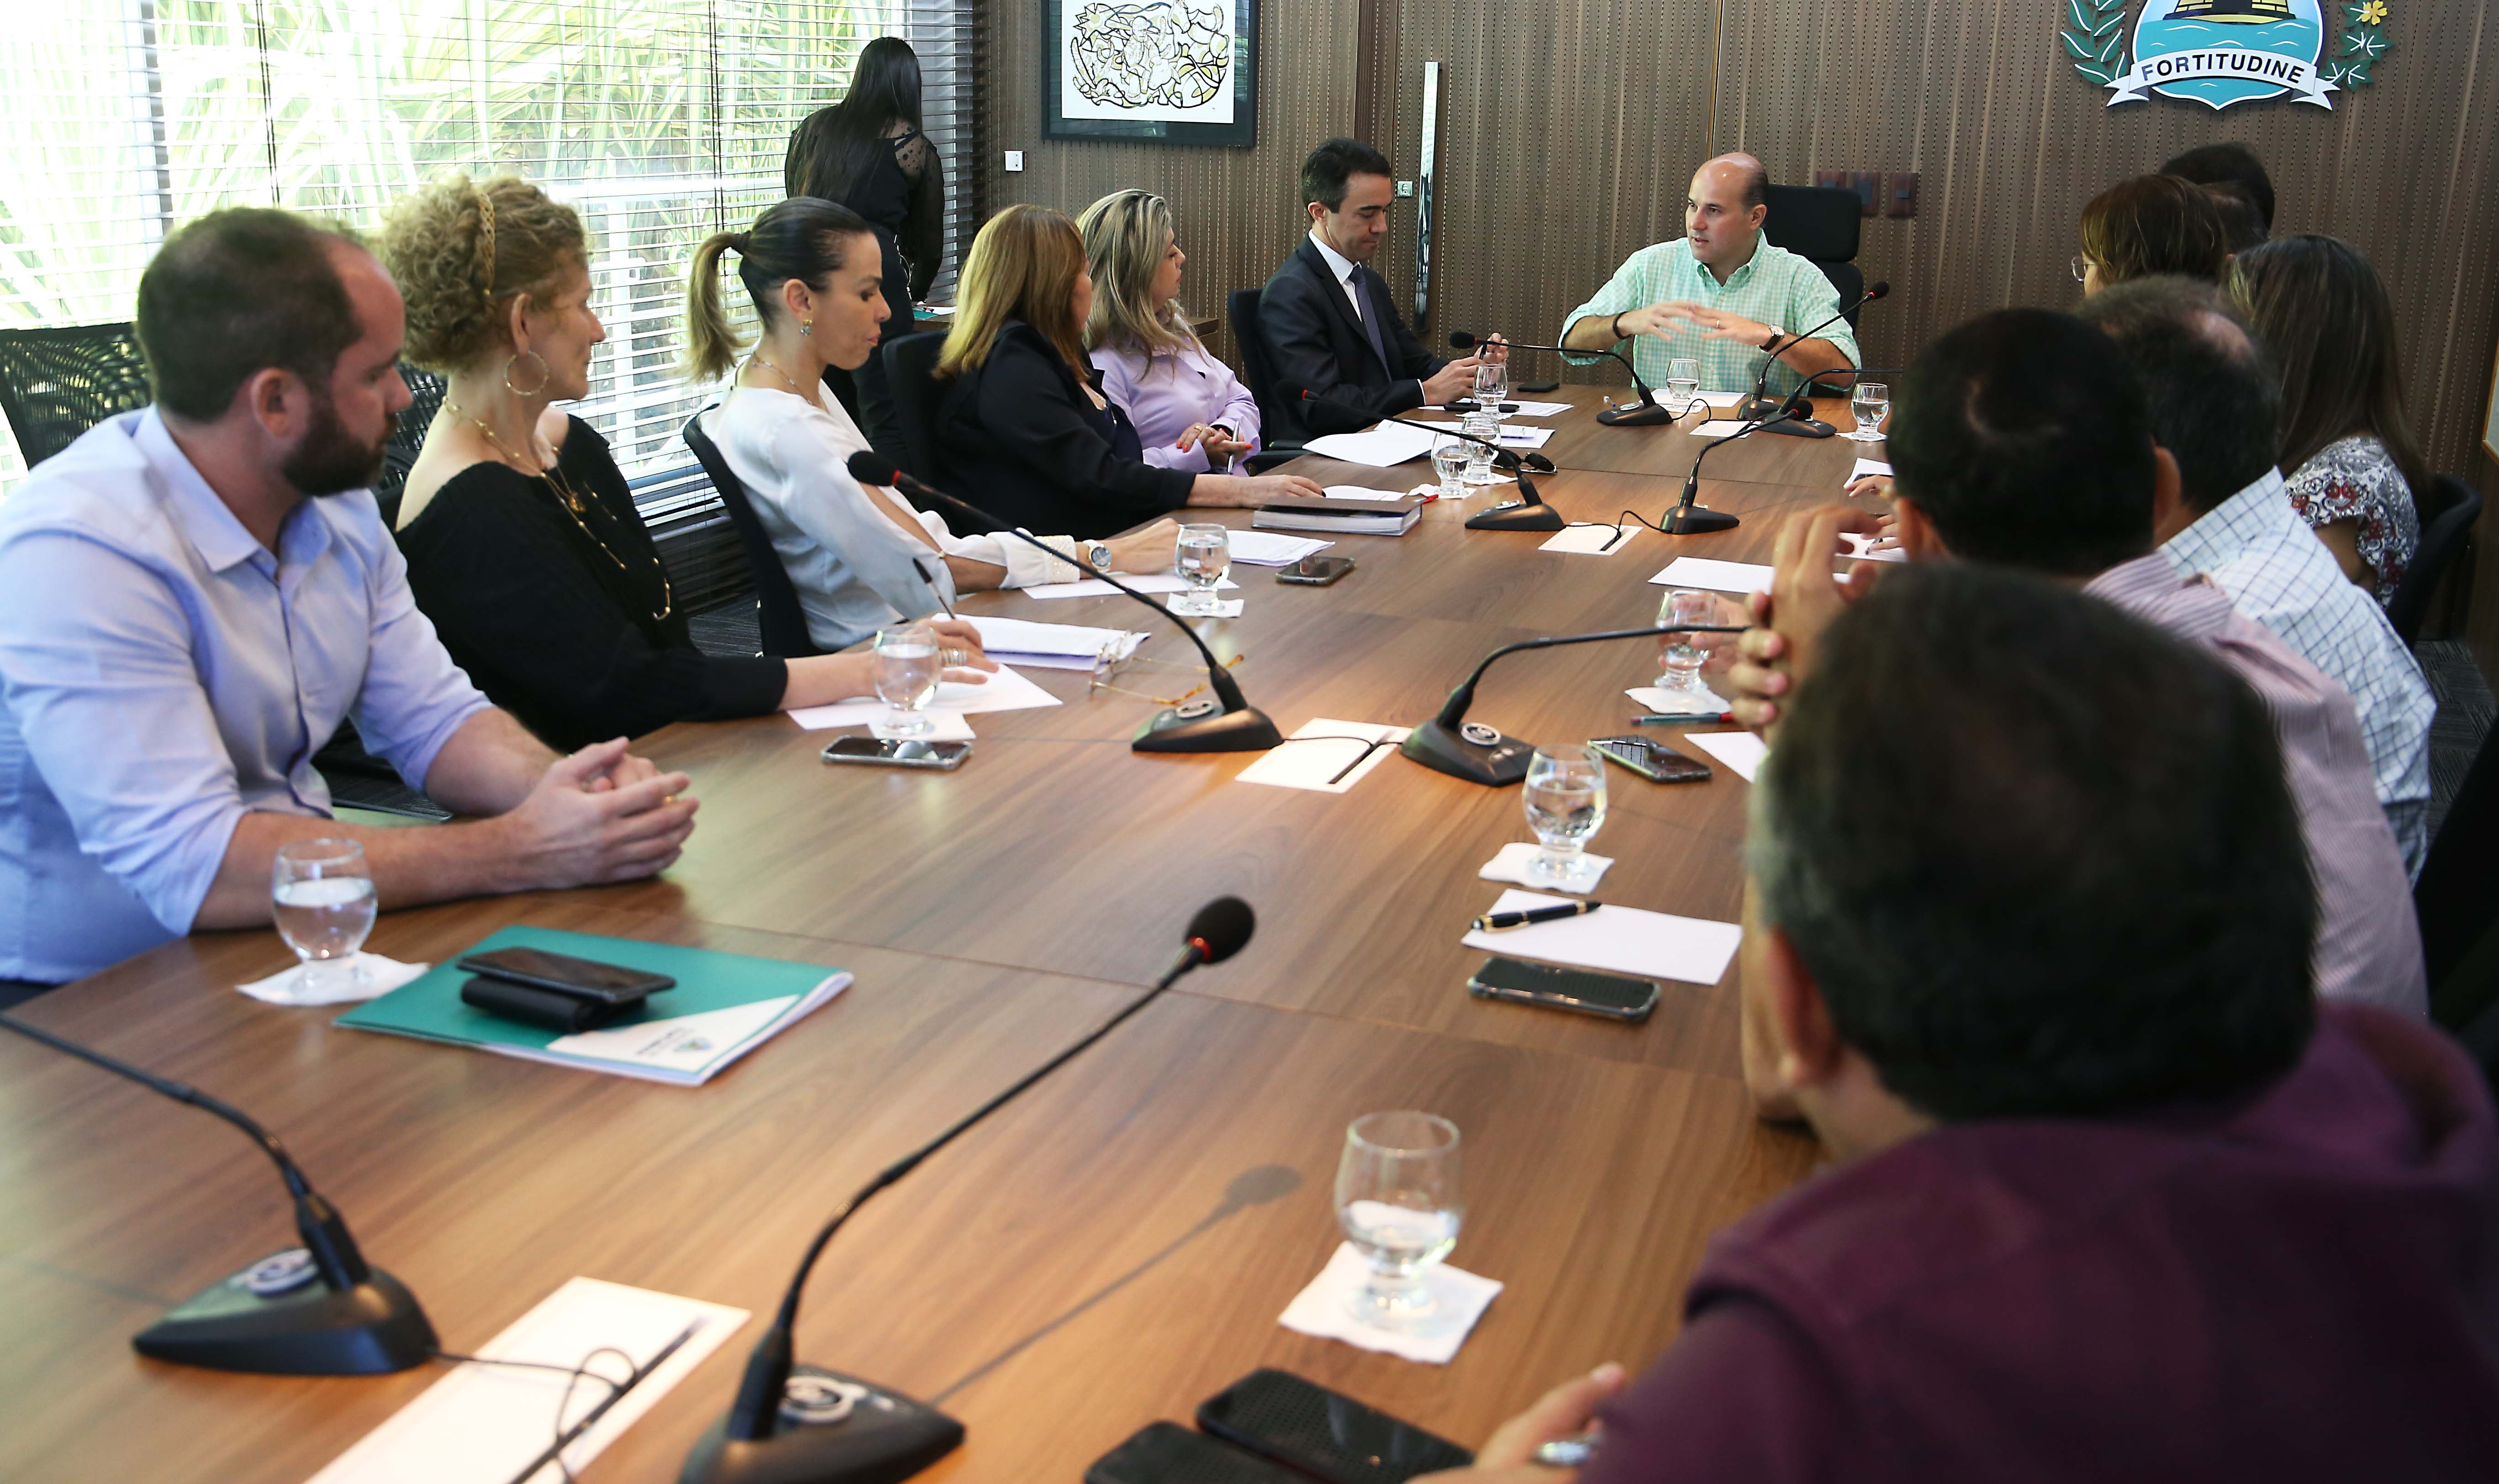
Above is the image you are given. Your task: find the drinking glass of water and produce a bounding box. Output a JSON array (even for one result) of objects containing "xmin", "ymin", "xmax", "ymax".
[
  {"xmin": 1473, "ymin": 356, "xmax": 1508, "ymax": 409},
  {"xmin": 1460, "ymin": 408, "xmax": 1501, "ymax": 484},
  {"xmin": 272, "ymin": 839, "xmax": 375, "ymax": 997},
  {"xmin": 1175, "ymin": 523, "xmax": 1231, "ymax": 614},
  {"xmin": 871, "ymin": 622, "xmax": 942, "ymax": 737},
  {"xmin": 1431, "ymin": 437, "xmax": 1471, "ymax": 500},
  {"xmin": 1523, "ymin": 746, "xmax": 1608, "ymax": 889},
  {"xmin": 1335, "ymin": 1110, "xmax": 1464, "ymax": 1330},
  {"xmin": 1656, "ymin": 587, "xmax": 1719, "ymax": 699},
  {"xmin": 1846, "ymin": 380, "xmax": 1890, "ymax": 442},
  {"xmin": 1666, "ymin": 357, "xmax": 1702, "ymax": 415}
]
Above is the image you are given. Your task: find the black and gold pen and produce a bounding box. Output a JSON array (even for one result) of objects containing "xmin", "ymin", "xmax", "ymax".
[{"xmin": 1473, "ymin": 900, "xmax": 1602, "ymax": 931}]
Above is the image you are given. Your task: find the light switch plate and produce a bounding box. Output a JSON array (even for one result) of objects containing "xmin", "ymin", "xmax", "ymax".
[
  {"xmin": 1004, "ymin": 150, "xmax": 1024, "ymax": 172},
  {"xmin": 1885, "ymin": 172, "xmax": 1918, "ymax": 217}
]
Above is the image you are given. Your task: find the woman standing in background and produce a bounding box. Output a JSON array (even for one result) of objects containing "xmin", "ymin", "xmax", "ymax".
[{"xmin": 785, "ymin": 36, "xmax": 947, "ymax": 466}]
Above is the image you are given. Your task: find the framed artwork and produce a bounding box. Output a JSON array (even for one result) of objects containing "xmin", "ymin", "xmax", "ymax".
[
  {"xmin": 2484, "ymin": 330, "xmax": 2499, "ymax": 466},
  {"xmin": 1044, "ymin": 0, "xmax": 1258, "ymax": 147}
]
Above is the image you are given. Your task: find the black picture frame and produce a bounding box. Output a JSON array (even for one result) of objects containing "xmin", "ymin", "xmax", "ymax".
[{"xmin": 1044, "ymin": 0, "xmax": 1259, "ymax": 147}]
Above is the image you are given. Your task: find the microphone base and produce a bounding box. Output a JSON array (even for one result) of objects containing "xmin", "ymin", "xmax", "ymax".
[
  {"xmin": 1751, "ymin": 416, "xmax": 1836, "ymax": 438},
  {"xmin": 1400, "ymin": 719, "xmax": 1538, "ymax": 787},
  {"xmin": 681, "ymin": 1368, "xmax": 963, "ymax": 1484},
  {"xmin": 1464, "ymin": 500, "xmax": 1567, "ymax": 532},
  {"xmin": 1662, "ymin": 504, "xmax": 1742, "ymax": 535},
  {"xmin": 1132, "ymin": 702, "xmax": 1283, "ymax": 753},
  {"xmin": 1596, "ymin": 401, "xmax": 1677, "ymax": 427},
  {"xmin": 132, "ymin": 1252, "xmax": 436, "ymax": 1375}
]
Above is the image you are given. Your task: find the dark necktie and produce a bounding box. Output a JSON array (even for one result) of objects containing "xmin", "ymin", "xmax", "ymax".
[{"xmin": 1353, "ymin": 273, "xmax": 1392, "ymax": 375}]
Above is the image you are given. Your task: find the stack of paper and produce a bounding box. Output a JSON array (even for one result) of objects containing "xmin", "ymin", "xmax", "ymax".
[
  {"xmin": 1416, "ymin": 421, "xmax": 1555, "ymax": 449},
  {"xmin": 965, "ymin": 615, "xmax": 1144, "ymax": 671},
  {"xmin": 1498, "ymin": 399, "xmax": 1572, "ymax": 418},
  {"xmin": 1302, "ymin": 424, "xmax": 1440, "ymax": 466},
  {"xmin": 1225, "ymin": 530, "xmax": 1334, "ymax": 566},
  {"xmin": 1323, "ymin": 485, "xmax": 1417, "ymax": 502}
]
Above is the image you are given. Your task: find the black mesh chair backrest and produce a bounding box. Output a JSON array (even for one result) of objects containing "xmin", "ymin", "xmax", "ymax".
[
  {"xmin": 1762, "ymin": 185, "xmax": 1868, "ymax": 326},
  {"xmin": 681, "ymin": 408, "xmax": 819, "ymax": 658},
  {"xmin": 2386, "ymin": 473, "xmax": 2482, "ymax": 646},
  {"xmin": 0, "ymin": 322, "xmax": 153, "ymax": 468},
  {"xmin": 881, "ymin": 330, "xmax": 950, "ymax": 484},
  {"xmin": 372, "ymin": 362, "xmax": 447, "ymax": 529},
  {"xmin": 2421, "ymin": 718, "xmax": 2499, "ymax": 1029}
]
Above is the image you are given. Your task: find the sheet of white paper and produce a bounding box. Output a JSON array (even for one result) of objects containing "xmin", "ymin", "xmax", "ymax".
[
  {"xmin": 1021, "ymin": 574, "xmax": 1238, "ymax": 600},
  {"xmin": 1625, "ymin": 685, "xmax": 1732, "ymax": 715},
  {"xmin": 1690, "ymin": 420, "xmax": 1758, "ymax": 438},
  {"xmin": 1225, "ymin": 531, "xmax": 1333, "ymax": 565},
  {"xmin": 1460, "ymin": 889, "xmax": 1743, "ymax": 986},
  {"xmin": 964, "ymin": 615, "xmax": 1144, "ymax": 659},
  {"xmin": 1415, "ymin": 421, "xmax": 1555, "ymax": 449},
  {"xmin": 1649, "ymin": 556, "xmax": 1774, "ymax": 593},
  {"xmin": 1845, "ymin": 457, "xmax": 1893, "ymax": 483},
  {"xmin": 1841, "ymin": 531, "xmax": 1906, "ymax": 564},
  {"xmin": 1538, "ymin": 523, "xmax": 1637, "ymax": 555},
  {"xmin": 1682, "ymin": 730, "xmax": 1769, "ymax": 782},
  {"xmin": 304, "ymin": 1278, "xmax": 749, "ymax": 1484},
  {"xmin": 1698, "ymin": 389, "xmax": 1750, "ymax": 409},
  {"xmin": 1278, "ymin": 1242, "xmax": 1501, "ymax": 1364},
  {"xmin": 786, "ymin": 663, "xmax": 1061, "ymax": 730},
  {"xmin": 1322, "ymin": 484, "xmax": 1412, "ymax": 502},
  {"xmin": 238, "ymin": 953, "xmax": 427, "ymax": 1007},
  {"xmin": 1499, "ymin": 399, "xmax": 1572, "ymax": 418},
  {"xmin": 1302, "ymin": 424, "xmax": 1439, "ymax": 466},
  {"xmin": 1234, "ymin": 719, "xmax": 1410, "ymax": 794}
]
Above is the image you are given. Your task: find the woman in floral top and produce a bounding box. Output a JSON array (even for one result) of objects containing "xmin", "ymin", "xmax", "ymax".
[{"xmin": 2231, "ymin": 235, "xmax": 2429, "ymax": 606}]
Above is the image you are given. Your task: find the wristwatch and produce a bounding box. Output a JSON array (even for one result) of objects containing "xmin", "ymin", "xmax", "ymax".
[
  {"xmin": 1761, "ymin": 324, "xmax": 1787, "ymax": 352},
  {"xmin": 1085, "ymin": 541, "xmax": 1113, "ymax": 570}
]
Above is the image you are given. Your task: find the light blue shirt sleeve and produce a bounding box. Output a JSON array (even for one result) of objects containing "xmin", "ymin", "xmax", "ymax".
[
  {"xmin": 344, "ymin": 512, "xmax": 493, "ymax": 792},
  {"xmin": 0, "ymin": 530, "xmax": 248, "ymax": 935}
]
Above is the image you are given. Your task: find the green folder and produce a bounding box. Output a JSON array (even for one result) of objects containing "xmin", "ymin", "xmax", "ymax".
[{"xmin": 335, "ymin": 926, "xmax": 850, "ymax": 1085}]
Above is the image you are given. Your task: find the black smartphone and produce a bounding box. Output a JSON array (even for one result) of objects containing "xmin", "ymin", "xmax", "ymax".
[
  {"xmin": 1591, "ymin": 735, "xmax": 1713, "ymax": 783},
  {"xmin": 1086, "ymin": 1421, "xmax": 1307, "ymax": 1484},
  {"xmin": 820, "ymin": 737, "xmax": 973, "ymax": 769},
  {"xmin": 1467, "ymin": 955, "xmax": 1659, "ymax": 1023},
  {"xmin": 1519, "ymin": 380, "xmax": 1562, "ymax": 394},
  {"xmin": 454, "ymin": 947, "xmax": 675, "ymax": 1005},
  {"xmin": 1277, "ymin": 555, "xmax": 1355, "ymax": 586},
  {"xmin": 1196, "ymin": 1370, "xmax": 1474, "ymax": 1484}
]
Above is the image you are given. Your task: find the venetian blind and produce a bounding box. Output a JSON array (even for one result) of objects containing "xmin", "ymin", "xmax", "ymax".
[{"xmin": 0, "ymin": 0, "xmax": 981, "ymax": 491}]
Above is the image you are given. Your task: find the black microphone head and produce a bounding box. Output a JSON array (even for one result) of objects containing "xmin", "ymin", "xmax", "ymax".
[
  {"xmin": 1865, "ymin": 280, "xmax": 1891, "ymax": 300},
  {"xmin": 1522, "ymin": 453, "xmax": 1556, "ymax": 474},
  {"xmin": 1186, "ymin": 897, "xmax": 1255, "ymax": 965},
  {"xmin": 1448, "ymin": 331, "xmax": 1479, "ymax": 350},
  {"xmin": 845, "ymin": 449, "xmax": 902, "ymax": 486}
]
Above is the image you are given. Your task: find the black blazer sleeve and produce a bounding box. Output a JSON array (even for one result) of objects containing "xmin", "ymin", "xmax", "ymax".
[
  {"xmin": 974, "ymin": 332, "xmax": 1197, "ymax": 525},
  {"xmin": 1259, "ymin": 262, "xmax": 1425, "ymax": 431}
]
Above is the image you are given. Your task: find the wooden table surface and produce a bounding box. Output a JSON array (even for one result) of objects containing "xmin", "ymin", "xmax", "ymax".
[{"xmin": 0, "ymin": 389, "xmax": 1877, "ymax": 1483}]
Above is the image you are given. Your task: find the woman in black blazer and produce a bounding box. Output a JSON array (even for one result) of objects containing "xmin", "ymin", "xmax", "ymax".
[{"xmin": 930, "ymin": 205, "xmax": 1318, "ymax": 541}]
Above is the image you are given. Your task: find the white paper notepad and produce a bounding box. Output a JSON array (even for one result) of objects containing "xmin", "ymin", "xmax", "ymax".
[
  {"xmin": 786, "ymin": 663, "xmax": 1061, "ymax": 730},
  {"xmin": 965, "ymin": 616, "xmax": 1145, "ymax": 671},
  {"xmin": 1539, "ymin": 523, "xmax": 1636, "ymax": 555},
  {"xmin": 1234, "ymin": 720, "xmax": 1410, "ymax": 794},
  {"xmin": 1649, "ymin": 557, "xmax": 1774, "ymax": 593},
  {"xmin": 1460, "ymin": 889, "xmax": 1742, "ymax": 985}
]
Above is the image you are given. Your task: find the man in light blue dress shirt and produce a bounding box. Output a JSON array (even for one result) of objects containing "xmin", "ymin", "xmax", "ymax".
[{"xmin": 0, "ymin": 210, "xmax": 701, "ymax": 993}]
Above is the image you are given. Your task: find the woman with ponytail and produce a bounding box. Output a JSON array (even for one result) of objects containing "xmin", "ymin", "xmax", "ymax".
[
  {"xmin": 689, "ymin": 196, "xmax": 1176, "ymax": 653},
  {"xmin": 380, "ymin": 174, "xmax": 991, "ymax": 751}
]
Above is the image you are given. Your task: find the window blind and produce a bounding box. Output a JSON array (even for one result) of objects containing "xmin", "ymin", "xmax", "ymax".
[{"xmin": 0, "ymin": 0, "xmax": 982, "ymax": 495}]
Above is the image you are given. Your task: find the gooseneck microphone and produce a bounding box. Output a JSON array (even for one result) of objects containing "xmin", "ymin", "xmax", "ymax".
[
  {"xmin": 1662, "ymin": 404, "xmax": 1809, "ymax": 536},
  {"xmin": 1450, "ymin": 331, "xmax": 1674, "ymax": 428},
  {"xmin": 844, "ymin": 453, "xmax": 1281, "ymax": 753},
  {"xmin": 1400, "ymin": 627, "xmax": 1748, "ymax": 785},
  {"xmin": 1737, "ymin": 281, "xmax": 1891, "ymax": 436},
  {"xmin": 1285, "ymin": 388, "xmax": 1565, "ymax": 533},
  {"xmin": 681, "ymin": 898, "xmax": 1258, "ymax": 1484},
  {"xmin": 0, "ymin": 1013, "xmax": 437, "ymax": 1374}
]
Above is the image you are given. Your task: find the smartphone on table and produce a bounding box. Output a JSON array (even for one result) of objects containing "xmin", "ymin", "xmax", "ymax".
[
  {"xmin": 1467, "ymin": 955, "xmax": 1659, "ymax": 1023},
  {"xmin": 1278, "ymin": 555, "xmax": 1355, "ymax": 586},
  {"xmin": 1196, "ymin": 1369, "xmax": 1474, "ymax": 1484},
  {"xmin": 454, "ymin": 947, "xmax": 675, "ymax": 1007},
  {"xmin": 1590, "ymin": 735, "xmax": 1711, "ymax": 783},
  {"xmin": 820, "ymin": 737, "xmax": 973, "ymax": 770}
]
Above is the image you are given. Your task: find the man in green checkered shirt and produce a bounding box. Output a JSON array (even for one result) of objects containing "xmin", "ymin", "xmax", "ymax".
[{"xmin": 1559, "ymin": 153, "xmax": 1860, "ymax": 398}]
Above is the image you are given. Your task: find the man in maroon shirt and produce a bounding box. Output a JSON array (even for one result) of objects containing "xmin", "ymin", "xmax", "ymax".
[{"xmin": 1420, "ymin": 563, "xmax": 2499, "ymax": 1483}]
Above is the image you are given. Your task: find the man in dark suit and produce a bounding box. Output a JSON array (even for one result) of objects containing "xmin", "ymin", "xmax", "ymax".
[{"xmin": 1259, "ymin": 138, "xmax": 1487, "ymax": 445}]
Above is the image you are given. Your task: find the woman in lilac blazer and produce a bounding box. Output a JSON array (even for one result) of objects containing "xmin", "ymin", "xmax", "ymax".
[{"xmin": 1079, "ymin": 189, "xmax": 1262, "ymax": 474}]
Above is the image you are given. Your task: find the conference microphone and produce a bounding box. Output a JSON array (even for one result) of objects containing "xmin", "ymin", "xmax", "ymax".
[
  {"xmin": 844, "ymin": 452, "xmax": 1281, "ymax": 753},
  {"xmin": 1401, "ymin": 626, "xmax": 1747, "ymax": 786},
  {"xmin": 1737, "ymin": 280, "xmax": 1890, "ymax": 435},
  {"xmin": 682, "ymin": 898, "xmax": 1258, "ymax": 1484},
  {"xmin": 1449, "ymin": 331, "xmax": 1675, "ymax": 428},
  {"xmin": 1661, "ymin": 403, "xmax": 1811, "ymax": 536},
  {"xmin": 1282, "ymin": 387, "xmax": 1565, "ymax": 533},
  {"xmin": 0, "ymin": 1013, "xmax": 436, "ymax": 1374}
]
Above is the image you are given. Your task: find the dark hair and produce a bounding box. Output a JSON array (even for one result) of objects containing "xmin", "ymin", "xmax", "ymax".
[
  {"xmin": 2080, "ymin": 275, "xmax": 2280, "ymax": 516},
  {"xmin": 2078, "ymin": 174, "xmax": 2230, "ymax": 285},
  {"xmin": 135, "ymin": 208, "xmax": 365, "ymax": 421},
  {"xmin": 2161, "ymin": 142, "xmax": 2275, "ymax": 232},
  {"xmin": 683, "ymin": 196, "xmax": 874, "ymax": 381},
  {"xmin": 784, "ymin": 37, "xmax": 923, "ymax": 205},
  {"xmin": 2231, "ymin": 234, "xmax": 2431, "ymax": 505},
  {"xmin": 1301, "ymin": 138, "xmax": 1393, "ymax": 211},
  {"xmin": 2200, "ymin": 183, "xmax": 2267, "ymax": 256},
  {"xmin": 1753, "ymin": 562, "xmax": 2317, "ymax": 1121},
  {"xmin": 1887, "ymin": 308, "xmax": 2155, "ymax": 576}
]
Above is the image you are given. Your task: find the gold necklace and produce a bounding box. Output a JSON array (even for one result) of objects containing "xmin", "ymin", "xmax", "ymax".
[
  {"xmin": 445, "ymin": 400, "xmax": 674, "ymax": 623},
  {"xmin": 748, "ymin": 353, "xmax": 812, "ymax": 397}
]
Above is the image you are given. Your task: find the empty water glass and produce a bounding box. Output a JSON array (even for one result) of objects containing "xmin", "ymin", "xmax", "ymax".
[
  {"xmin": 1523, "ymin": 746, "xmax": 1608, "ymax": 888},
  {"xmin": 1460, "ymin": 408, "xmax": 1501, "ymax": 484},
  {"xmin": 1656, "ymin": 588, "xmax": 1718, "ymax": 699},
  {"xmin": 1847, "ymin": 381, "xmax": 1890, "ymax": 442},
  {"xmin": 1335, "ymin": 1111, "xmax": 1464, "ymax": 1330},
  {"xmin": 272, "ymin": 838, "xmax": 375, "ymax": 997},
  {"xmin": 871, "ymin": 622, "xmax": 942, "ymax": 737},
  {"xmin": 1176, "ymin": 523, "xmax": 1231, "ymax": 614},
  {"xmin": 1666, "ymin": 356, "xmax": 1702, "ymax": 414},
  {"xmin": 1431, "ymin": 437, "xmax": 1471, "ymax": 500}
]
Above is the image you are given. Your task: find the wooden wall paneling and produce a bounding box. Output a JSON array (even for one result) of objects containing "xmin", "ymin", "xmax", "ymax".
[
  {"xmin": 1713, "ymin": 0, "xmax": 2499, "ymax": 477},
  {"xmin": 982, "ymin": 0, "xmax": 1362, "ymax": 363}
]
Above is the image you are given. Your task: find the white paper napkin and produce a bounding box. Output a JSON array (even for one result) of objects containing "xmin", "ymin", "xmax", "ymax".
[
  {"xmin": 1479, "ymin": 840, "xmax": 1613, "ymax": 893},
  {"xmin": 239, "ymin": 953, "xmax": 428, "ymax": 1007},
  {"xmin": 1166, "ymin": 595, "xmax": 1246, "ymax": 618},
  {"xmin": 1278, "ymin": 1243, "xmax": 1503, "ymax": 1364}
]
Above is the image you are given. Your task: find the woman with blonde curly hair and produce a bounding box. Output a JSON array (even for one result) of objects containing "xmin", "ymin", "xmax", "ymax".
[
  {"xmin": 1078, "ymin": 189, "xmax": 1260, "ymax": 474},
  {"xmin": 379, "ymin": 173, "xmax": 991, "ymax": 750}
]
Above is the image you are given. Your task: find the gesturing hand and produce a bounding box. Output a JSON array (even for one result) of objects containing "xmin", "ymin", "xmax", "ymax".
[{"xmin": 1724, "ymin": 505, "xmax": 1888, "ymax": 736}]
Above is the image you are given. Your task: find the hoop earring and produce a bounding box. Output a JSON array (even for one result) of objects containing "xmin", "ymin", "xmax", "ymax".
[{"xmin": 503, "ymin": 351, "xmax": 550, "ymax": 398}]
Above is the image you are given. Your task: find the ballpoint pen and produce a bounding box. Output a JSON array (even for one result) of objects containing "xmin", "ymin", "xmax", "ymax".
[
  {"xmin": 1633, "ymin": 711, "xmax": 1735, "ymax": 725},
  {"xmin": 1472, "ymin": 900, "xmax": 1602, "ymax": 931}
]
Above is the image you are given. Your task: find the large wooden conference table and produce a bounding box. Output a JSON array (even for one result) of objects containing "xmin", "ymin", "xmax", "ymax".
[{"xmin": 0, "ymin": 389, "xmax": 1878, "ymax": 1483}]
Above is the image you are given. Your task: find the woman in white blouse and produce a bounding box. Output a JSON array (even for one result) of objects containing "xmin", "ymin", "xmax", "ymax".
[
  {"xmin": 1078, "ymin": 189, "xmax": 1261, "ymax": 473},
  {"xmin": 684, "ymin": 196, "xmax": 1177, "ymax": 652}
]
